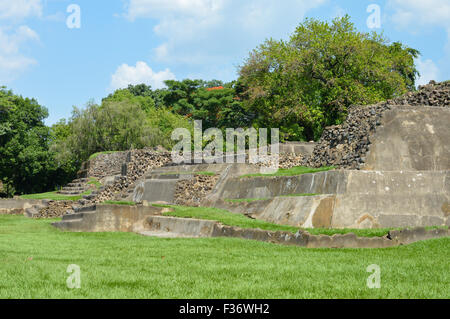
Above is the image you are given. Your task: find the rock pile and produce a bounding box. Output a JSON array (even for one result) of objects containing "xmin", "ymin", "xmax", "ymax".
[
  {"xmin": 305, "ymin": 80, "xmax": 450, "ymax": 169},
  {"xmin": 174, "ymin": 174, "xmax": 220, "ymax": 207},
  {"xmin": 34, "ymin": 201, "xmax": 74, "ymax": 218},
  {"xmin": 88, "ymin": 152, "xmax": 127, "ymax": 179},
  {"xmin": 389, "ymin": 80, "xmax": 449, "ymax": 107}
]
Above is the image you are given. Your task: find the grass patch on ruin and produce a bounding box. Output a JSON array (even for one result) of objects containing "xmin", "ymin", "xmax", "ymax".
[
  {"xmin": 225, "ymin": 194, "xmax": 319, "ymax": 203},
  {"xmin": 240, "ymin": 166, "xmax": 335, "ymax": 178},
  {"xmin": 87, "ymin": 178, "xmax": 102, "ymax": 189},
  {"xmin": 102, "ymin": 201, "xmax": 136, "ymax": 206},
  {"xmin": 20, "ymin": 190, "xmax": 92, "ymax": 201},
  {"xmin": 0, "ymin": 214, "xmax": 448, "ymax": 299},
  {"xmin": 156, "ymin": 205, "xmax": 400, "ymax": 238}
]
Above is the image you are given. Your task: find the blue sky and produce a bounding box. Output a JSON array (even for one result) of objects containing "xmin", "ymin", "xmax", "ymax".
[{"xmin": 1, "ymin": 0, "xmax": 449, "ymax": 125}]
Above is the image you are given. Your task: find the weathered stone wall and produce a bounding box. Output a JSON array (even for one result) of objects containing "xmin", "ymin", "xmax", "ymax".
[
  {"xmin": 306, "ymin": 81, "xmax": 450, "ymax": 169},
  {"xmin": 143, "ymin": 215, "xmax": 449, "ymax": 249},
  {"xmin": 53, "ymin": 204, "xmax": 165, "ymax": 233},
  {"xmin": 362, "ymin": 106, "xmax": 450, "ymax": 171},
  {"xmin": 0, "ymin": 199, "xmax": 42, "ymax": 215},
  {"xmin": 208, "ymin": 170, "xmax": 450, "ymax": 229}
]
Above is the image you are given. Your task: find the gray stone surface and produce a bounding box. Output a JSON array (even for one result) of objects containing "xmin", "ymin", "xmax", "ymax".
[
  {"xmin": 52, "ymin": 204, "xmax": 164, "ymax": 232},
  {"xmin": 208, "ymin": 170, "xmax": 450, "ymax": 229},
  {"xmin": 278, "ymin": 142, "xmax": 316, "ymax": 156},
  {"xmin": 363, "ymin": 107, "xmax": 450, "ymax": 171},
  {"xmin": 0, "ymin": 199, "xmax": 42, "ymax": 215}
]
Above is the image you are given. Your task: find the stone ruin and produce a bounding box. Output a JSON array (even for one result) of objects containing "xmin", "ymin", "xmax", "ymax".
[{"xmin": 2, "ymin": 80, "xmax": 449, "ymax": 247}]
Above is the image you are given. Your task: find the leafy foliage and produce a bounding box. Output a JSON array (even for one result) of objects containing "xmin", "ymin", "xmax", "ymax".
[
  {"xmin": 51, "ymin": 86, "xmax": 193, "ymax": 168},
  {"xmin": 0, "ymin": 88, "xmax": 73, "ymax": 195}
]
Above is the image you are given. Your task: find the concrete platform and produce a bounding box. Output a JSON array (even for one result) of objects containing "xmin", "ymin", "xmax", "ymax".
[
  {"xmin": 207, "ymin": 170, "xmax": 450, "ymax": 229},
  {"xmin": 52, "ymin": 204, "xmax": 164, "ymax": 232}
]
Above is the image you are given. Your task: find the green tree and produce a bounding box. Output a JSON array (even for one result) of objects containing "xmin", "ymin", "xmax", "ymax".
[
  {"xmin": 0, "ymin": 87, "xmax": 71, "ymax": 195},
  {"xmin": 238, "ymin": 15, "xmax": 420, "ymax": 141},
  {"xmin": 52, "ymin": 89, "xmax": 193, "ymax": 165}
]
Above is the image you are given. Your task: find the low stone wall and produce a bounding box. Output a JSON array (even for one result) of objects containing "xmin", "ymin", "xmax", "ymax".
[
  {"xmin": 144, "ymin": 216, "xmax": 449, "ymax": 249},
  {"xmin": 279, "ymin": 142, "xmax": 315, "ymax": 156},
  {"xmin": 0, "ymin": 199, "xmax": 42, "ymax": 215},
  {"xmin": 145, "ymin": 216, "xmax": 217, "ymax": 238},
  {"xmin": 208, "ymin": 170, "xmax": 450, "ymax": 229},
  {"xmin": 53, "ymin": 204, "xmax": 165, "ymax": 233}
]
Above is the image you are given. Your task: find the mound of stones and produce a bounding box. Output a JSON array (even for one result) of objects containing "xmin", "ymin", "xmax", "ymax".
[
  {"xmin": 305, "ymin": 80, "xmax": 450, "ymax": 169},
  {"xmin": 87, "ymin": 152, "xmax": 128, "ymax": 179},
  {"xmin": 32, "ymin": 201, "xmax": 74, "ymax": 218},
  {"xmin": 174, "ymin": 174, "xmax": 220, "ymax": 207}
]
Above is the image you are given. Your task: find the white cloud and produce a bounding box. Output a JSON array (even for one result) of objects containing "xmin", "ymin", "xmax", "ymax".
[
  {"xmin": 388, "ymin": 0, "xmax": 450, "ymax": 82},
  {"xmin": 125, "ymin": 0, "xmax": 224, "ymax": 21},
  {"xmin": 0, "ymin": 25, "xmax": 39, "ymax": 82},
  {"xmin": 415, "ymin": 58, "xmax": 440, "ymax": 86},
  {"xmin": 110, "ymin": 61, "xmax": 176, "ymax": 90},
  {"xmin": 0, "ymin": 0, "xmax": 42, "ymax": 21},
  {"xmin": 388, "ymin": 0, "xmax": 450, "ymax": 30},
  {"xmin": 0, "ymin": 0, "xmax": 42, "ymax": 82},
  {"xmin": 123, "ymin": 0, "xmax": 327, "ymax": 79}
]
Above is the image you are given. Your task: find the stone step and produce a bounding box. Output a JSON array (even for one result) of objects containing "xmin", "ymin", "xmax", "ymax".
[
  {"xmin": 24, "ymin": 207, "xmax": 40, "ymax": 218},
  {"xmin": 72, "ymin": 178, "xmax": 89, "ymax": 183},
  {"xmin": 67, "ymin": 183, "xmax": 85, "ymax": 188},
  {"xmin": 140, "ymin": 230, "xmax": 194, "ymax": 238},
  {"xmin": 58, "ymin": 191, "xmax": 85, "ymax": 195},
  {"xmin": 216, "ymin": 192, "xmax": 450, "ymax": 229},
  {"xmin": 216, "ymin": 170, "xmax": 450, "ymax": 200},
  {"xmin": 60, "ymin": 187, "xmax": 86, "ymax": 191},
  {"xmin": 73, "ymin": 205, "xmax": 96, "ymax": 213},
  {"xmin": 52, "ymin": 219, "xmax": 84, "ymax": 231},
  {"xmin": 62, "ymin": 211, "xmax": 96, "ymax": 221},
  {"xmin": 82, "ymin": 194, "xmax": 96, "ymax": 200},
  {"xmin": 144, "ymin": 216, "xmax": 216, "ymax": 238}
]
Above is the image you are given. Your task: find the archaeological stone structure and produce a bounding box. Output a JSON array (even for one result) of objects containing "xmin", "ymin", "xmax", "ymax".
[{"xmin": 2, "ymin": 80, "xmax": 450, "ymax": 247}]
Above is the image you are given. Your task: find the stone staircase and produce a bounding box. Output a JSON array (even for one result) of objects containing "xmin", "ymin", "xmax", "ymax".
[
  {"xmin": 57, "ymin": 178, "xmax": 90, "ymax": 195},
  {"xmin": 52, "ymin": 204, "xmax": 97, "ymax": 230}
]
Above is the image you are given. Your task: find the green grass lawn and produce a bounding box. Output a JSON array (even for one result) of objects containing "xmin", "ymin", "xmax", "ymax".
[
  {"xmin": 20, "ymin": 190, "xmax": 92, "ymax": 201},
  {"xmin": 240, "ymin": 166, "xmax": 335, "ymax": 178},
  {"xmin": 0, "ymin": 215, "xmax": 448, "ymax": 299}
]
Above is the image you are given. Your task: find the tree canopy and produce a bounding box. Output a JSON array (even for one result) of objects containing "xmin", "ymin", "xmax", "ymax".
[
  {"xmin": 0, "ymin": 87, "xmax": 72, "ymax": 195},
  {"xmin": 238, "ymin": 15, "xmax": 419, "ymax": 141}
]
